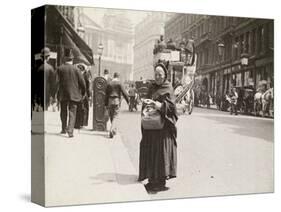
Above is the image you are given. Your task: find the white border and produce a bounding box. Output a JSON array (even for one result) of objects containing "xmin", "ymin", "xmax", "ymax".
[{"xmin": 0, "ymin": 0, "xmax": 279, "ymax": 211}]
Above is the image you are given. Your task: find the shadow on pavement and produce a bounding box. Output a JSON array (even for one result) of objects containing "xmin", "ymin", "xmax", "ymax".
[{"xmin": 90, "ymin": 173, "xmax": 139, "ymax": 185}]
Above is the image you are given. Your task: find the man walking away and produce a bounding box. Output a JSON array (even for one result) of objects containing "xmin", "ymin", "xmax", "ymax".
[
  {"xmin": 74, "ymin": 63, "xmax": 87, "ymax": 129},
  {"xmin": 82, "ymin": 65, "xmax": 92, "ymax": 126},
  {"xmin": 105, "ymin": 72, "xmax": 129, "ymax": 138},
  {"xmin": 74, "ymin": 63, "xmax": 91, "ymax": 128},
  {"xmin": 128, "ymin": 84, "xmax": 138, "ymax": 111},
  {"xmin": 57, "ymin": 49, "xmax": 86, "ymax": 138}
]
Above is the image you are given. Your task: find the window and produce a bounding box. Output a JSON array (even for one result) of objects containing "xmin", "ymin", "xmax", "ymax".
[
  {"xmin": 261, "ymin": 26, "xmax": 265, "ymax": 52},
  {"xmin": 208, "ymin": 19, "xmax": 212, "ymax": 32},
  {"xmin": 240, "ymin": 34, "xmax": 244, "ymax": 54},
  {"xmin": 225, "ymin": 17, "xmax": 229, "ymax": 27},
  {"xmin": 205, "ymin": 48, "xmax": 209, "ymax": 64},
  {"xmin": 213, "ymin": 19, "xmax": 216, "ymax": 34},
  {"xmin": 213, "ymin": 44, "xmax": 216, "ymax": 64},
  {"xmin": 236, "ymin": 73, "xmax": 242, "ymax": 87},
  {"xmin": 234, "ymin": 37, "xmax": 239, "ymax": 60},
  {"xmin": 223, "ymin": 17, "xmax": 227, "ymax": 28},
  {"xmin": 225, "ymin": 42, "xmax": 229, "ymax": 61},
  {"xmin": 219, "ymin": 17, "xmax": 223, "ymax": 32},
  {"xmin": 229, "ymin": 17, "xmax": 233, "ymax": 26},
  {"xmin": 268, "ymin": 21, "xmax": 274, "ymax": 49},
  {"xmin": 257, "ymin": 26, "xmax": 265, "ymax": 53},
  {"xmin": 233, "ymin": 17, "xmax": 237, "ymax": 25},
  {"xmin": 252, "ymin": 28, "xmax": 256, "ymax": 54},
  {"xmin": 245, "ymin": 32, "xmax": 250, "ymax": 54},
  {"xmin": 208, "ymin": 48, "xmax": 211, "ymax": 64}
]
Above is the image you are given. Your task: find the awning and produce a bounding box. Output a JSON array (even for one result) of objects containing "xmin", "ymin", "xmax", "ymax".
[{"xmin": 47, "ymin": 6, "xmax": 94, "ymax": 65}]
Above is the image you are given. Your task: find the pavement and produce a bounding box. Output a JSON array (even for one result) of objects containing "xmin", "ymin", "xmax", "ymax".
[
  {"xmin": 118, "ymin": 104, "xmax": 274, "ymax": 200},
  {"xmin": 31, "ymin": 104, "xmax": 274, "ymax": 207},
  {"xmin": 32, "ymin": 110, "xmax": 150, "ymax": 207}
]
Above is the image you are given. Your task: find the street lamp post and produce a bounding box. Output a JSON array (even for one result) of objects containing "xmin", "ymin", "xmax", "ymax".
[
  {"xmin": 217, "ymin": 41, "xmax": 225, "ymax": 97},
  {"xmin": 92, "ymin": 43, "xmax": 106, "ymax": 131},
  {"xmin": 97, "ymin": 43, "xmax": 104, "ymax": 76},
  {"xmin": 240, "ymin": 52, "xmax": 249, "ymax": 87},
  {"xmin": 230, "ymin": 42, "xmax": 239, "ymax": 89}
]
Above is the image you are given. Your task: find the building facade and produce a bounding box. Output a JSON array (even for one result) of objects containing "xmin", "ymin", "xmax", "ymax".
[
  {"xmin": 81, "ymin": 11, "xmax": 134, "ymax": 81},
  {"xmin": 164, "ymin": 14, "xmax": 274, "ymax": 97},
  {"xmin": 133, "ymin": 12, "xmax": 172, "ymax": 80}
]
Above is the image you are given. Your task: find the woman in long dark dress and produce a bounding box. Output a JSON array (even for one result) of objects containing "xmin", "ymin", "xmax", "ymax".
[{"xmin": 138, "ymin": 63, "xmax": 178, "ymax": 192}]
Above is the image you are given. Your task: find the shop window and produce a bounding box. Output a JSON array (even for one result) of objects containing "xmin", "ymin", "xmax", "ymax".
[
  {"xmin": 249, "ymin": 70, "xmax": 253, "ymax": 78},
  {"xmin": 236, "ymin": 73, "xmax": 242, "ymax": 87}
]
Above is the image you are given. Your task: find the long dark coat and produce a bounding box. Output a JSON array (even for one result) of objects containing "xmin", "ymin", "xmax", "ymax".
[
  {"xmin": 33, "ymin": 61, "xmax": 56, "ymax": 109},
  {"xmin": 75, "ymin": 70, "xmax": 91, "ymax": 128},
  {"xmin": 138, "ymin": 82, "xmax": 178, "ymax": 182},
  {"xmin": 57, "ymin": 63, "xmax": 86, "ymax": 102}
]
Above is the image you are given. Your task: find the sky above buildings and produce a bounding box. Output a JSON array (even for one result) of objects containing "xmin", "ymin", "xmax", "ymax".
[{"xmin": 82, "ymin": 6, "xmax": 150, "ymax": 28}]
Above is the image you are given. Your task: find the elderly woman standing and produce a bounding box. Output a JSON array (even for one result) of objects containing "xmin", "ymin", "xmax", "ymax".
[{"xmin": 138, "ymin": 63, "xmax": 178, "ymax": 192}]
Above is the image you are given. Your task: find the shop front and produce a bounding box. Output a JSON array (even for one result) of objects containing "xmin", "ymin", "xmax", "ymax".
[{"xmin": 32, "ymin": 5, "xmax": 94, "ymax": 71}]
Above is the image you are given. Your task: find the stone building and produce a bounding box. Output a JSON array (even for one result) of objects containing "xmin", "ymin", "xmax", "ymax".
[
  {"xmin": 81, "ymin": 11, "xmax": 134, "ymax": 81},
  {"xmin": 133, "ymin": 12, "xmax": 173, "ymax": 80},
  {"xmin": 164, "ymin": 14, "xmax": 274, "ymax": 97}
]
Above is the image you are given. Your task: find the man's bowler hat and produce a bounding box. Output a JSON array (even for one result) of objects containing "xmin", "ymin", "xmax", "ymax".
[{"xmin": 41, "ymin": 47, "xmax": 51, "ymax": 57}]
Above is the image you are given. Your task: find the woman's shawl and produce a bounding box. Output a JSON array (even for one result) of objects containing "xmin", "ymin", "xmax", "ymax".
[{"xmin": 144, "ymin": 81, "xmax": 178, "ymax": 137}]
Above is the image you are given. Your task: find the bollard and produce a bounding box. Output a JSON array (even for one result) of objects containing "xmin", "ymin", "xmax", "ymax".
[{"xmin": 92, "ymin": 76, "xmax": 108, "ymax": 131}]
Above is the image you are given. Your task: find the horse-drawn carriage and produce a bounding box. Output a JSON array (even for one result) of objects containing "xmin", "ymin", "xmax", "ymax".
[
  {"xmin": 221, "ymin": 86, "xmax": 255, "ymax": 114},
  {"xmin": 221, "ymin": 82, "xmax": 273, "ymax": 117},
  {"xmin": 153, "ymin": 37, "xmax": 197, "ymax": 115},
  {"xmin": 135, "ymin": 80, "xmax": 153, "ymax": 101},
  {"xmin": 239, "ymin": 87, "xmax": 255, "ymax": 114},
  {"xmin": 254, "ymin": 81, "xmax": 274, "ymax": 117}
]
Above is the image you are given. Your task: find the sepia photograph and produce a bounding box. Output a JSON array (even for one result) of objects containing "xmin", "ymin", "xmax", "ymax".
[{"xmin": 31, "ymin": 4, "xmax": 274, "ymax": 207}]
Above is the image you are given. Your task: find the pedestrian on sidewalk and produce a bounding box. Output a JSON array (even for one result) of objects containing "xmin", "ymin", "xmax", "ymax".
[
  {"xmin": 128, "ymin": 84, "xmax": 138, "ymax": 111},
  {"xmin": 57, "ymin": 49, "xmax": 86, "ymax": 137},
  {"xmin": 103, "ymin": 69, "xmax": 112, "ymax": 82},
  {"xmin": 138, "ymin": 63, "xmax": 178, "ymax": 193},
  {"xmin": 105, "ymin": 72, "xmax": 129, "ymax": 138},
  {"xmin": 82, "ymin": 66, "xmax": 92, "ymax": 126},
  {"xmin": 229, "ymin": 87, "xmax": 238, "ymax": 115},
  {"xmin": 74, "ymin": 63, "xmax": 88, "ymax": 129},
  {"xmin": 32, "ymin": 47, "xmax": 57, "ymax": 112}
]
